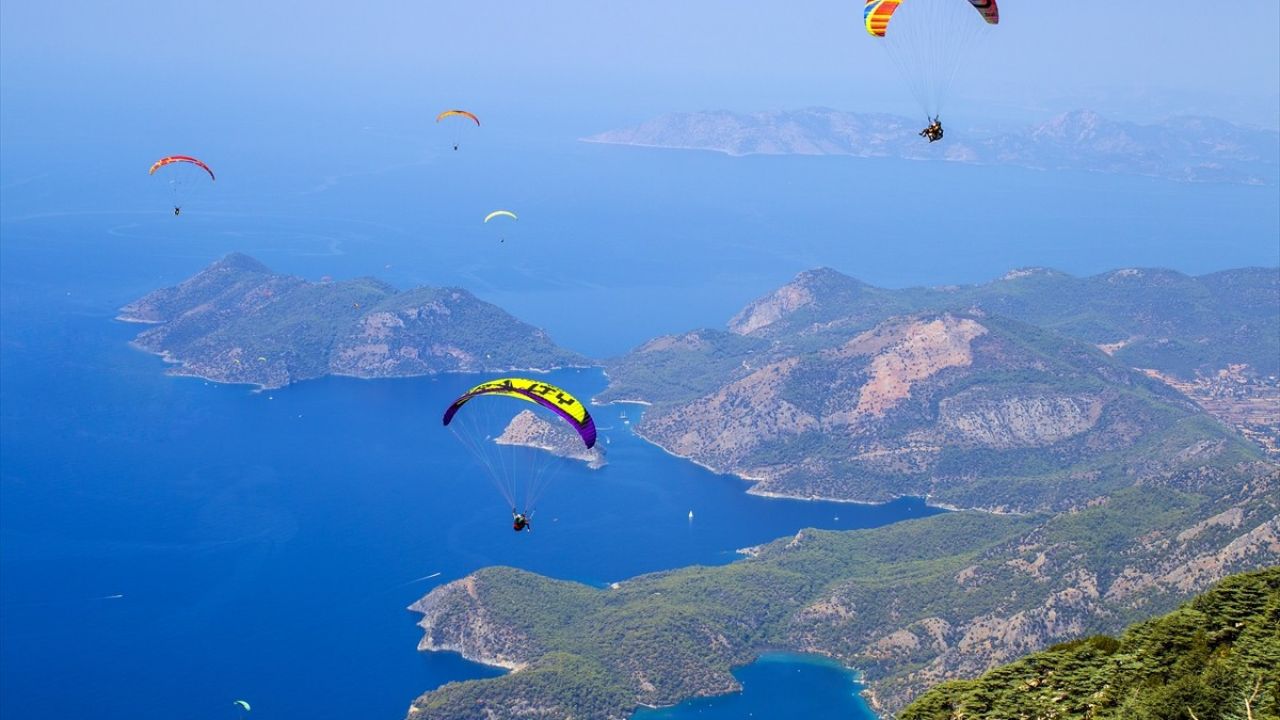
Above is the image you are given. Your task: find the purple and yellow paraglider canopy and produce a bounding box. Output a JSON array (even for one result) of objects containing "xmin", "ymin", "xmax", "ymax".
[{"xmin": 443, "ymin": 377, "xmax": 596, "ymax": 448}]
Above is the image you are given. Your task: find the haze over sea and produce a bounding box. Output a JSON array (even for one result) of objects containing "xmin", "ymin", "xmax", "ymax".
[{"xmin": 3, "ymin": 116, "xmax": 1278, "ymax": 720}]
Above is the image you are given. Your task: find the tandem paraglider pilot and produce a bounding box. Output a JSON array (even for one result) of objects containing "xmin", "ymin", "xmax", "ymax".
[
  {"xmin": 512, "ymin": 511, "xmax": 531, "ymax": 533},
  {"xmin": 920, "ymin": 116, "xmax": 944, "ymax": 143},
  {"xmin": 441, "ymin": 377, "xmax": 597, "ymax": 535}
]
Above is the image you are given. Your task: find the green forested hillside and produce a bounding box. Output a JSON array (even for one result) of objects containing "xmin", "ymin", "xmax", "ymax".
[
  {"xmin": 901, "ymin": 567, "xmax": 1280, "ymax": 720},
  {"xmin": 406, "ymin": 467, "xmax": 1280, "ymax": 719},
  {"xmin": 118, "ymin": 254, "xmax": 585, "ymax": 388}
]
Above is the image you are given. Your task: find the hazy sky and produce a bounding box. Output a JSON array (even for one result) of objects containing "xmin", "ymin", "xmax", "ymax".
[{"xmin": 3, "ymin": 1, "xmax": 1279, "ymax": 129}]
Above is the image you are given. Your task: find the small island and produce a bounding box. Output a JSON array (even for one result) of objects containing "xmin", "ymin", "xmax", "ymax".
[
  {"xmin": 497, "ymin": 410, "xmax": 607, "ymax": 469},
  {"xmin": 118, "ymin": 253, "xmax": 587, "ymax": 389}
]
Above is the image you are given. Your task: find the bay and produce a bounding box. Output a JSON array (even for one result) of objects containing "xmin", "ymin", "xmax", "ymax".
[{"xmin": 2, "ymin": 125, "xmax": 1275, "ymax": 719}]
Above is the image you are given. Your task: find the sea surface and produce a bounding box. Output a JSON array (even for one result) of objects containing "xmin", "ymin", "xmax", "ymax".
[
  {"xmin": 2, "ymin": 125, "xmax": 1276, "ymax": 719},
  {"xmin": 633, "ymin": 654, "xmax": 873, "ymax": 720}
]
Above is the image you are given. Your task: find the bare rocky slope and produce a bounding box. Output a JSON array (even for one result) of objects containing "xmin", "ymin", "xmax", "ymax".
[
  {"xmin": 602, "ymin": 266, "xmax": 1280, "ymax": 498},
  {"xmin": 497, "ymin": 410, "xmax": 607, "ymax": 469}
]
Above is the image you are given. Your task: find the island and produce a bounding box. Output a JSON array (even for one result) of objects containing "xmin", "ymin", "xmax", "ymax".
[
  {"xmin": 497, "ymin": 410, "xmax": 607, "ymax": 469},
  {"xmin": 583, "ymin": 108, "xmax": 1280, "ymax": 185},
  {"xmin": 118, "ymin": 253, "xmax": 587, "ymax": 389}
]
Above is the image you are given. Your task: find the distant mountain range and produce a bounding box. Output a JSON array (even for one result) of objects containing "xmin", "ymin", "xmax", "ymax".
[
  {"xmin": 583, "ymin": 108, "xmax": 1280, "ymax": 185},
  {"xmin": 118, "ymin": 253, "xmax": 585, "ymax": 389}
]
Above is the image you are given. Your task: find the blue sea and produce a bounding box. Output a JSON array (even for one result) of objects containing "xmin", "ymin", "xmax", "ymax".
[{"xmin": 2, "ymin": 121, "xmax": 1277, "ymax": 720}]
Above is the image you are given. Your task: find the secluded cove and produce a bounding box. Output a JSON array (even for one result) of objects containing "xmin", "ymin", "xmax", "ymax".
[{"xmin": 631, "ymin": 653, "xmax": 876, "ymax": 720}]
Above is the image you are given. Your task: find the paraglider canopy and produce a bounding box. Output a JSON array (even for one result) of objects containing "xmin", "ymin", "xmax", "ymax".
[
  {"xmin": 863, "ymin": 0, "xmax": 1000, "ymax": 122},
  {"xmin": 443, "ymin": 377, "xmax": 595, "ymax": 448},
  {"xmin": 435, "ymin": 109, "xmax": 480, "ymax": 126},
  {"xmin": 148, "ymin": 155, "xmax": 215, "ymax": 181},
  {"xmin": 483, "ymin": 210, "xmax": 518, "ymax": 224},
  {"xmin": 864, "ymin": 0, "xmax": 998, "ymax": 37},
  {"xmin": 232, "ymin": 699, "xmax": 251, "ymax": 711},
  {"xmin": 442, "ymin": 377, "xmax": 598, "ymax": 517}
]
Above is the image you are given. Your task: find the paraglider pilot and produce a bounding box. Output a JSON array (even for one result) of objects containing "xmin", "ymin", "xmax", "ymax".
[
  {"xmin": 174, "ymin": 206, "xmax": 182, "ymax": 216},
  {"xmin": 920, "ymin": 116, "xmax": 944, "ymax": 143},
  {"xmin": 512, "ymin": 510, "xmax": 530, "ymax": 532}
]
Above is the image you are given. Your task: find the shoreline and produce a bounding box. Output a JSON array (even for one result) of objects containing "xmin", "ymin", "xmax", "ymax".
[
  {"xmin": 633, "ymin": 425, "xmax": 951, "ymax": 509},
  {"xmin": 630, "ymin": 422, "xmax": 1031, "ymax": 515},
  {"xmin": 123, "ymin": 330, "xmax": 603, "ymax": 394},
  {"xmin": 130, "ymin": 319, "xmax": 1003, "ymax": 516},
  {"xmin": 494, "ymin": 437, "xmax": 607, "ymax": 470},
  {"xmin": 593, "ymin": 397, "xmax": 653, "ymax": 407},
  {"xmin": 413, "ymin": 636, "xmax": 525, "ymax": 673},
  {"xmin": 113, "ymin": 314, "xmax": 161, "ymax": 325}
]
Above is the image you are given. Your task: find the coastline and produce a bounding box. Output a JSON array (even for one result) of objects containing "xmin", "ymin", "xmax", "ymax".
[
  {"xmin": 413, "ymin": 636, "xmax": 525, "ymax": 673},
  {"xmin": 113, "ymin": 314, "xmax": 161, "ymax": 325},
  {"xmin": 593, "ymin": 397, "xmax": 653, "ymax": 407},
  {"xmin": 629, "ymin": 421, "xmax": 1027, "ymax": 514},
  {"xmin": 123, "ymin": 325, "xmax": 603, "ymax": 393},
  {"xmin": 127, "ymin": 340, "xmax": 276, "ymax": 391},
  {"xmin": 633, "ymin": 424, "xmax": 947, "ymax": 509},
  {"xmin": 494, "ymin": 436, "xmax": 607, "ymax": 469},
  {"xmin": 579, "ymin": 137, "xmax": 760, "ymax": 158},
  {"xmin": 630, "ymin": 651, "xmax": 867, "ymax": 717}
]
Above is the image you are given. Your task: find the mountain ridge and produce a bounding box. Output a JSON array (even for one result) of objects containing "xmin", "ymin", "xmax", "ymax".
[
  {"xmin": 584, "ymin": 108, "xmax": 1280, "ymax": 185},
  {"xmin": 601, "ymin": 264, "xmax": 1279, "ymax": 503}
]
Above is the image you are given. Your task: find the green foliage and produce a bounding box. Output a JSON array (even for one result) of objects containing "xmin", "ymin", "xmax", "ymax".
[
  {"xmin": 123, "ymin": 255, "xmax": 588, "ymax": 387},
  {"xmin": 595, "ymin": 330, "xmax": 768, "ymax": 405},
  {"xmin": 900, "ymin": 567, "xmax": 1280, "ymax": 720},
  {"xmin": 410, "ymin": 653, "xmax": 634, "ymax": 720},
  {"xmin": 406, "ymin": 470, "xmax": 1278, "ymax": 719}
]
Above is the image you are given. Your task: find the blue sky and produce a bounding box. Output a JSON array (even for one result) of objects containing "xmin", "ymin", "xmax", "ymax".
[{"xmin": 3, "ymin": 1, "xmax": 1279, "ymax": 129}]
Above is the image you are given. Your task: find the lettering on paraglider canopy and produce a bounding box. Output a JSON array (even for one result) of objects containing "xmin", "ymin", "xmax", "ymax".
[{"xmin": 522, "ymin": 382, "xmax": 578, "ymax": 408}]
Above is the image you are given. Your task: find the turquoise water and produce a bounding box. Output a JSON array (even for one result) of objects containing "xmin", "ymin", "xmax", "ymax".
[
  {"xmin": 634, "ymin": 654, "xmax": 874, "ymax": 720},
  {"xmin": 3, "ymin": 124, "xmax": 1276, "ymax": 719}
]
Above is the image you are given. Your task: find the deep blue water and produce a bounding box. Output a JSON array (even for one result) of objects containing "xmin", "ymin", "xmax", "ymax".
[
  {"xmin": 2, "ymin": 128, "xmax": 1277, "ymax": 719},
  {"xmin": 0, "ymin": 237, "xmax": 926, "ymax": 719},
  {"xmin": 634, "ymin": 654, "xmax": 874, "ymax": 720}
]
